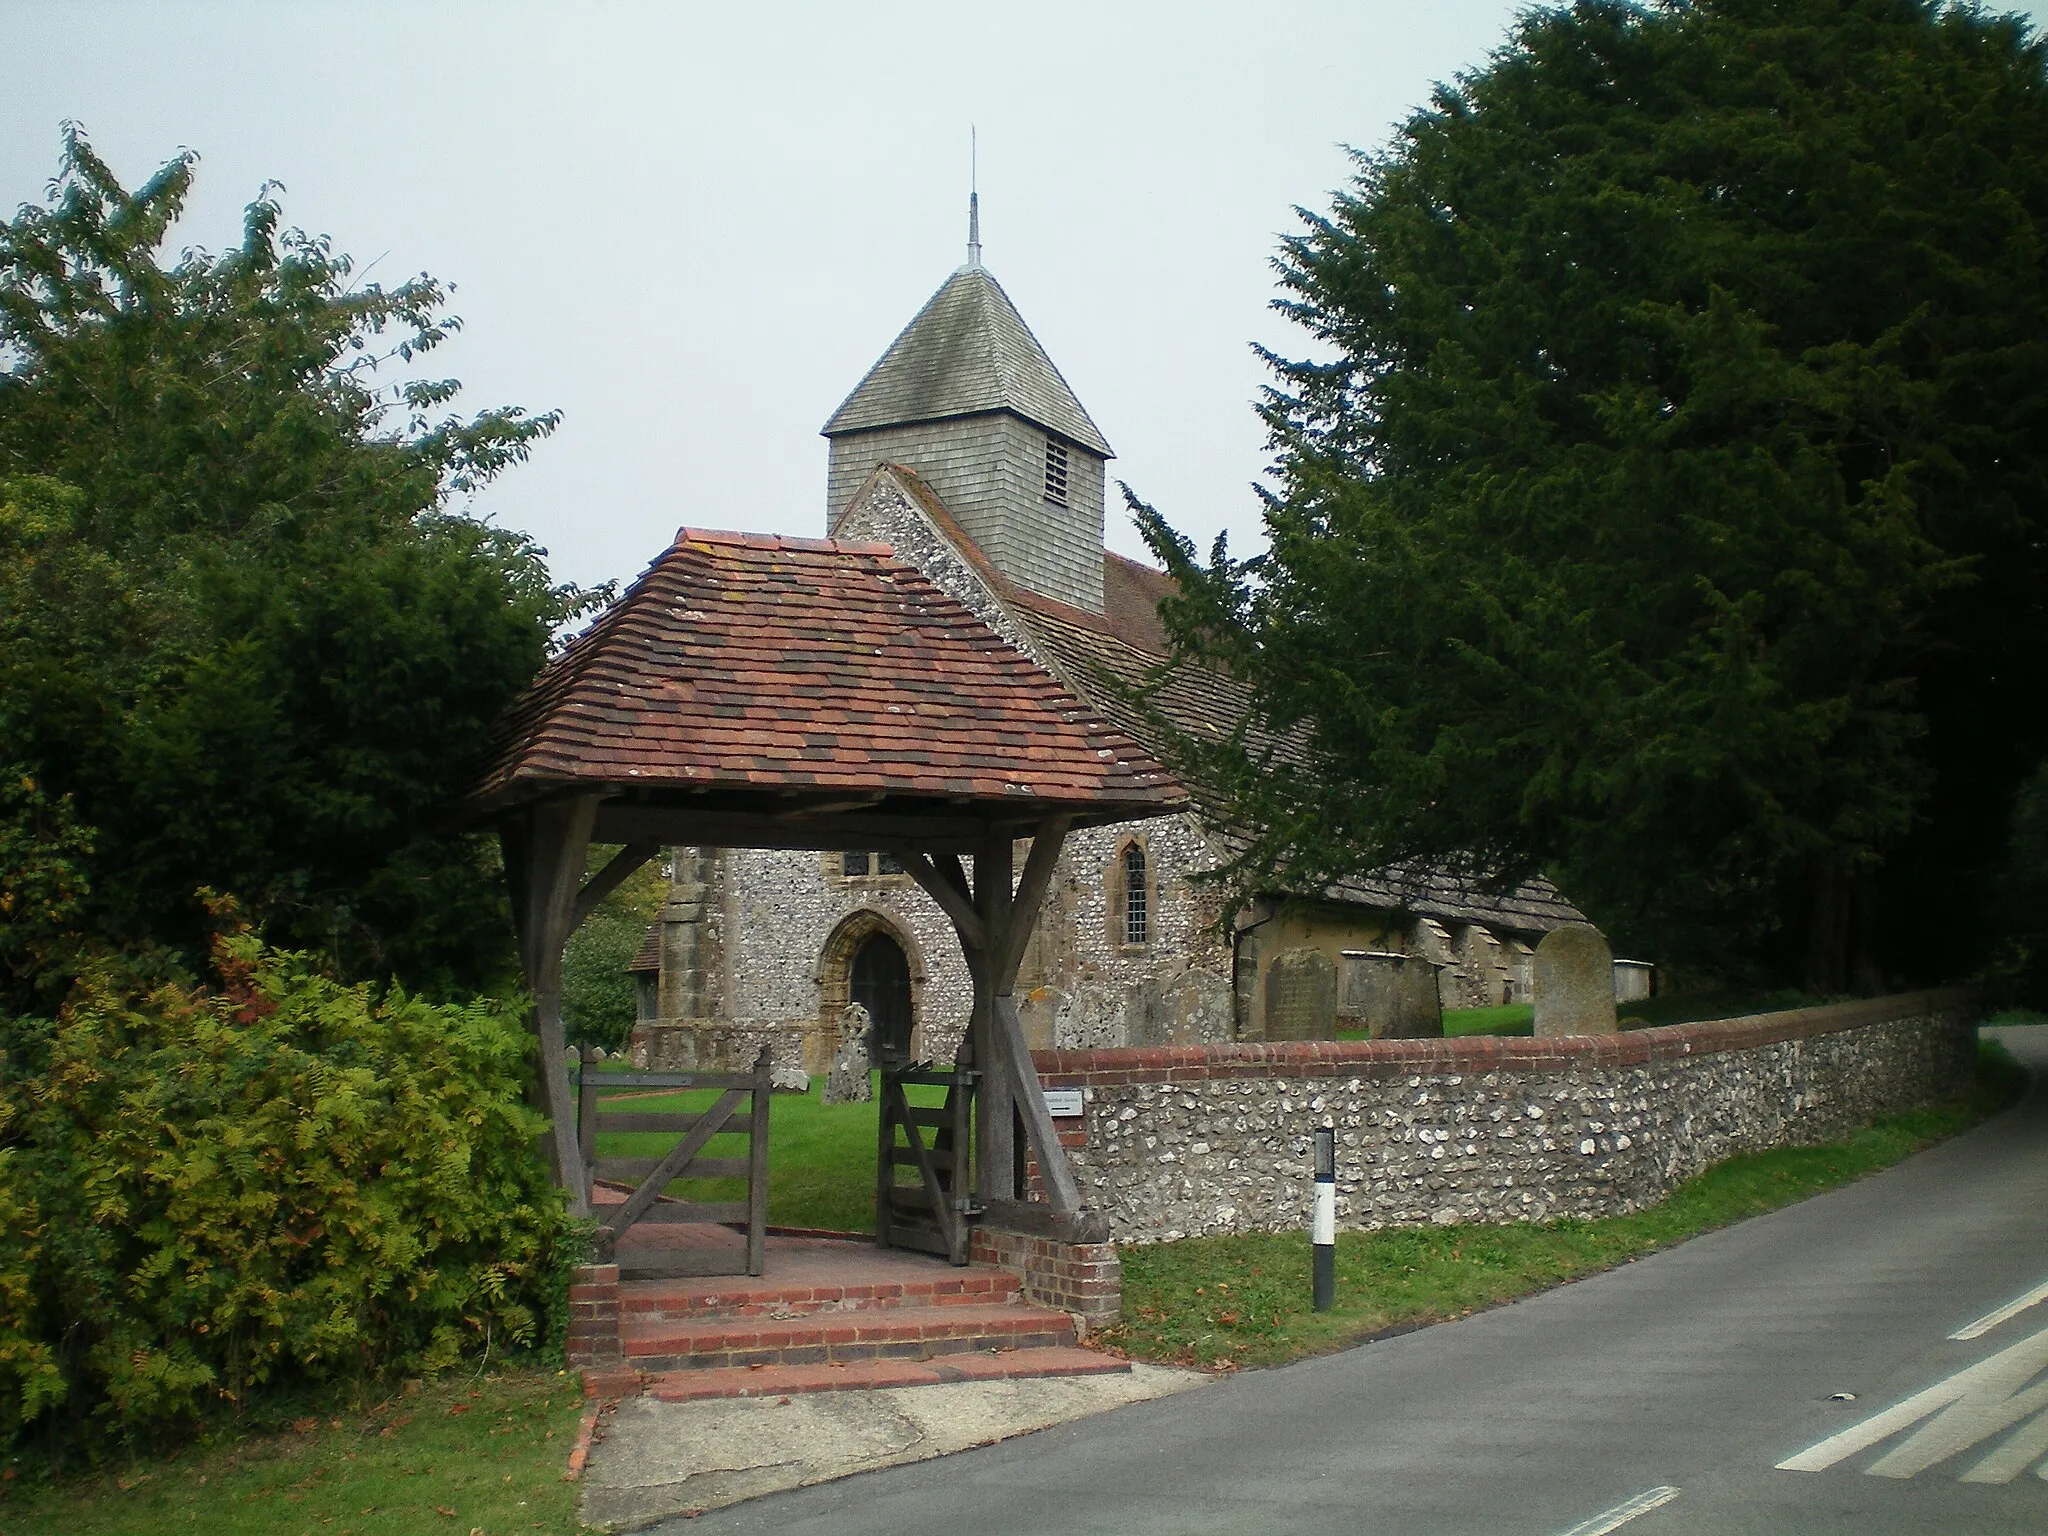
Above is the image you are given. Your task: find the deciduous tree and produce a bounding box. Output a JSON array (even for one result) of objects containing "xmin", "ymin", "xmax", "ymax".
[{"xmin": 0, "ymin": 129, "xmax": 596, "ymax": 996}]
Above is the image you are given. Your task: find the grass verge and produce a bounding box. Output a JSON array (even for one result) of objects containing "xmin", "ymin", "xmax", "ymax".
[
  {"xmin": 0, "ymin": 1369, "xmax": 586, "ymax": 1536},
  {"xmin": 1099, "ymin": 1038, "xmax": 2027, "ymax": 1372}
]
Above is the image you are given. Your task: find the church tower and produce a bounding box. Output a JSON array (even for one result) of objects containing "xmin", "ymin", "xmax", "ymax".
[{"xmin": 822, "ymin": 199, "xmax": 1113, "ymax": 614}]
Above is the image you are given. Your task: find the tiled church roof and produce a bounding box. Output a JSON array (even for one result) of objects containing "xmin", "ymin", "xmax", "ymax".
[
  {"xmin": 471, "ymin": 528, "xmax": 1182, "ymax": 815},
  {"xmin": 856, "ymin": 465, "xmax": 1585, "ymax": 934},
  {"xmin": 627, "ymin": 924, "xmax": 660, "ymax": 975},
  {"xmin": 822, "ymin": 265, "xmax": 1113, "ymax": 456}
]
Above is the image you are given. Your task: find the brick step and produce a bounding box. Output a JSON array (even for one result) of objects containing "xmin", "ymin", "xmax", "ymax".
[
  {"xmin": 622, "ymin": 1301, "xmax": 1077, "ymax": 1372},
  {"xmin": 639, "ymin": 1346, "xmax": 1131, "ymax": 1403},
  {"xmin": 620, "ymin": 1265, "xmax": 1020, "ymax": 1322}
]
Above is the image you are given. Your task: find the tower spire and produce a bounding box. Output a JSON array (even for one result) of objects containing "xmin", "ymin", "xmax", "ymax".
[{"xmin": 967, "ymin": 126, "xmax": 982, "ymax": 269}]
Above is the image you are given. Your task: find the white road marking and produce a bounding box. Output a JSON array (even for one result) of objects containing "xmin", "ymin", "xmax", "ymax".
[
  {"xmin": 1778, "ymin": 1322, "xmax": 2048, "ymax": 1480},
  {"xmin": 1553, "ymin": 1486, "xmax": 1681, "ymax": 1536},
  {"xmin": 1952, "ymin": 1279, "xmax": 2048, "ymax": 1341}
]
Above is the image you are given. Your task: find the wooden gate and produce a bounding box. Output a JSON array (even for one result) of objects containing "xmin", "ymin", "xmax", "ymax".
[
  {"xmin": 876, "ymin": 1063, "xmax": 977, "ymax": 1265},
  {"xmin": 575, "ymin": 1044, "xmax": 770, "ymax": 1278}
]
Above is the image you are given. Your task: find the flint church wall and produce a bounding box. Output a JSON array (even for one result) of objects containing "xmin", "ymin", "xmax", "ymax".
[{"xmin": 1034, "ymin": 992, "xmax": 1978, "ymax": 1243}]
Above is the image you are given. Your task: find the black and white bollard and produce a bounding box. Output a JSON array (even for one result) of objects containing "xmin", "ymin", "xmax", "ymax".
[{"xmin": 1312, "ymin": 1124, "xmax": 1336, "ymax": 1311}]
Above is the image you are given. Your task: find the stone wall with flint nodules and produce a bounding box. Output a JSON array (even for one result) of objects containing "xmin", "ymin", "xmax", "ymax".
[{"xmin": 1032, "ymin": 992, "xmax": 1978, "ymax": 1244}]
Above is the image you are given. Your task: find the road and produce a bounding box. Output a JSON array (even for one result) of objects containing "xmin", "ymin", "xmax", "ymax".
[{"xmin": 665, "ymin": 1025, "xmax": 2048, "ymax": 1536}]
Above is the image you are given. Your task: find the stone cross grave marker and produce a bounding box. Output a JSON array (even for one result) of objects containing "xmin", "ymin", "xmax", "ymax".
[{"xmin": 823, "ymin": 1002, "xmax": 874, "ymax": 1104}]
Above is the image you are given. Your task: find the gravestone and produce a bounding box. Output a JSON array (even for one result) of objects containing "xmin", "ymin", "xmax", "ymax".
[
  {"xmin": 1265, "ymin": 947, "xmax": 1338, "ymax": 1041},
  {"xmin": 1339, "ymin": 951, "xmax": 1444, "ymax": 1038},
  {"xmin": 823, "ymin": 1003, "xmax": 873, "ymax": 1104},
  {"xmin": 1533, "ymin": 925, "xmax": 1618, "ymax": 1036}
]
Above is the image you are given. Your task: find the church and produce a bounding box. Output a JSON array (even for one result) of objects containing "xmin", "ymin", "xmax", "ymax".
[{"xmin": 628, "ymin": 212, "xmax": 1586, "ymax": 1077}]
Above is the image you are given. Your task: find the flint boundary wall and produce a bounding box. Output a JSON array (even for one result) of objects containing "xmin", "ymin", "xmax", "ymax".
[{"xmin": 1034, "ymin": 990, "xmax": 1978, "ymax": 1244}]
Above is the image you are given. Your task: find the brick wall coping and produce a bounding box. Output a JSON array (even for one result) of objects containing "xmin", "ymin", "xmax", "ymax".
[{"xmin": 1032, "ymin": 988, "xmax": 1977, "ymax": 1088}]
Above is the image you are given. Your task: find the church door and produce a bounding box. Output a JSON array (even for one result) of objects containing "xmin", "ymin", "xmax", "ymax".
[{"xmin": 849, "ymin": 932, "xmax": 913, "ymax": 1061}]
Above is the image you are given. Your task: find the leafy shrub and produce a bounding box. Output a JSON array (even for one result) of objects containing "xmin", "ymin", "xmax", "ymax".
[{"xmin": 0, "ymin": 920, "xmax": 578, "ymax": 1449}]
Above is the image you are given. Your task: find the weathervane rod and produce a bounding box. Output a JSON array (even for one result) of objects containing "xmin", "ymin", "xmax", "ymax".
[{"xmin": 967, "ymin": 125, "xmax": 982, "ymax": 269}]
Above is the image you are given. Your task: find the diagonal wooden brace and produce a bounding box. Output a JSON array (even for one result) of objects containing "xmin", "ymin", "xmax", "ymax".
[{"xmin": 604, "ymin": 1086, "xmax": 748, "ymax": 1234}]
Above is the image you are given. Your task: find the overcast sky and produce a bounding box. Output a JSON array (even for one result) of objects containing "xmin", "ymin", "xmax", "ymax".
[{"xmin": 6, "ymin": 2, "xmax": 2044, "ymax": 596}]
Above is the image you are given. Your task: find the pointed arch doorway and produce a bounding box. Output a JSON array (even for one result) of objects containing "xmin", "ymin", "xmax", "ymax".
[{"xmin": 849, "ymin": 931, "xmax": 914, "ymax": 1062}]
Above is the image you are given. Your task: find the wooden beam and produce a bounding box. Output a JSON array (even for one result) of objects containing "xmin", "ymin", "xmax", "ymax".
[
  {"xmin": 521, "ymin": 794, "xmax": 601, "ymax": 1219},
  {"xmin": 974, "ymin": 834, "xmax": 1017, "ymax": 1204},
  {"xmin": 499, "ymin": 818, "xmax": 534, "ymax": 981},
  {"xmin": 991, "ymin": 995, "xmax": 1083, "ymax": 1213},
  {"xmin": 934, "ymin": 854, "xmax": 974, "ymax": 908},
  {"xmin": 993, "ymin": 815, "xmax": 1072, "ymax": 993},
  {"xmin": 593, "ymin": 806, "xmax": 995, "ymax": 853},
  {"xmin": 770, "ymin": 794, "xmax": 885, "ymax": 820},
  {"xmin": 901, "ymin": 852, "xmax": 987, "ymax": 951},
  {"xmin": 884, "ymin": 1077, "xmax": 961, "ymax": 1261},
  {"xmin": 745, "ymin": 1045, "xmax": 771, "ymax": 1276},
  {"xmin": 604, "ymin": 1085, "xmax": 749, "ymax": 1234},
  {"xmin": 572, "ymin": 841, "xmax": 658, "ymax": 928}
]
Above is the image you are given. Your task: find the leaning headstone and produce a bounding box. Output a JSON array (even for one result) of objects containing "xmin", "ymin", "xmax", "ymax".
[
  {"xmin": 1265, "ymin": 947, "xmax": 1338, "ymax": 1041},
  {"xmin": 1533, "ymin": 925, "xmax": 1618, "ymax": 1036},
  {"xmin": 1339, "ymin": 951, "xmax": 1443, "ymax": 1038},
  {"xmin": 823, "ymin": 1003, "xmax": 873, "ymax": 1104}
]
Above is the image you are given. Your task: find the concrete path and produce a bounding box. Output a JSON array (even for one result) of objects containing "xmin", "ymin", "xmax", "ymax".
[
  {"xmin": 648, "ymin": 1025, "xmax": 2048, "ymax": 1536},
  {"xmin": 579, "ymin": 1363, "xmax": 1206, "ymax": 1529}
]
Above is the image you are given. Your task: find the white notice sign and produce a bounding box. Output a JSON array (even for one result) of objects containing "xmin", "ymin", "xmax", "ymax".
[{"xmin": 1042, "ymin": 1088, "xmax": 1085, "ymax": 1118}]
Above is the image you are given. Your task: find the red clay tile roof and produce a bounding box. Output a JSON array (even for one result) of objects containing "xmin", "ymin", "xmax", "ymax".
[
  {"xmin": 850, "ymin": 467, "xmax": 1585, "ymax": 933},
  {"xmin": 470, "ymin": 529, "xmax": 1185, "ymax": 817},
  {"xmin": 627, "ymin": 924, "xmax": 660, "ymax": 974}
]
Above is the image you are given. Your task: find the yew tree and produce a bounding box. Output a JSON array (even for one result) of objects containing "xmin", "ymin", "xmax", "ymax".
[
  {"xmin": 1140, "ymin": 0, "xmax": 2048, "ymax": 988},
  {"xmin": 0, "ymin": 129, "xmax": 595, "ymax": 999}
]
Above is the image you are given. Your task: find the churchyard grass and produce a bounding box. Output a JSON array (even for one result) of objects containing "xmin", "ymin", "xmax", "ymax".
[
  {"xmin": 1097, "ymin": 1037, "xmax": 2027, "ymax": 1372},
  {"xmin": 590, "ymin": 1072, "xmax": 946, "ymax": 1233},
  {"xmin": 0, "ymin": 1369, "xmax": 586, "ymax": 1536}
]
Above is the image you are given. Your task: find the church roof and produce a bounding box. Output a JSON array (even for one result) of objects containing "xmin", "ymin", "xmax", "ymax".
[
  {"xmin": 627, "ymin": 925, "xmax": 660, "ymax": 974},
  {"xmin": 850, "ymin": 464, "xmax": 1586, "ymax": 935},
  {"xmin": 821, "ymin": 265, "xmax": 1113, "ymax": 457},
  {"xmin": 470, "ymin": 528, "xmax": 1180, "ymax": 819}
]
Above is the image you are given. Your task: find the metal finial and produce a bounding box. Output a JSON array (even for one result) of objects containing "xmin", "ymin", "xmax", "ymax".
[{"xmin": 967, "ymin": 126, "xmax": 982, "ymax": 269}]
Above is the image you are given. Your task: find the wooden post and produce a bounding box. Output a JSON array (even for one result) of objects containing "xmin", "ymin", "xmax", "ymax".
[
  {"xmin": 577, "ymin": 1045, "xmax": 599, "ymax": 1208},
  {"xmin": 746, "ymin": 1045, "xmax": 771, "ymax": 1277},
  {"xmin": 972, "ymin": 831, "xmax": 1015, "ymax": 1206},
  {"xmin": 986, "ymin": 819, "xmax": 1082, "ymax": 1214},
  {"xmin": 874, "ymin": 1066, "xmax": 896, "ymax": 1251},
  {"xmin": 511, "ymin": 793, "xmax": 600, "ymax": 1219},
  {"xmin": 903, "ymin": 817, "xmax": 1084, "ymax": 1223}
]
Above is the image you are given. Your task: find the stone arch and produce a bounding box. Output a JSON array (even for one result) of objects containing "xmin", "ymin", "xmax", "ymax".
[{"xmin": 816, "ymin": 907, "xmax": 928, "ymax": 1060}]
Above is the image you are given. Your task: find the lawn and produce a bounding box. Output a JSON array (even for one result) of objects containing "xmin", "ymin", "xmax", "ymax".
[
  {"xmin": 0, "ymin": 1370, "xmax": 587, "ymax": 1536},
  {"xmin": 1097, "ymin": 1037, "xmax": 2027, "ymax": 1371},
  {"xmin": 589, "ymin": 1071, "xmax": 947, "ymax": 1233}
]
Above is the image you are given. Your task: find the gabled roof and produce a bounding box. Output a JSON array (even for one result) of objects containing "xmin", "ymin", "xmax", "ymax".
[
  {"xmin": 846, "ymin": 465, "xmax": 1587, "ymax": 935},
  {"xmin": 627, "ymin": 924, "xmax": 660, "ymax": 975},
  {"xmin": 470, "ymin": 528, "xmax": 1181, "ymax": 819},
  {"xmin": 821, "ymin": 265, "xmax": 1113, "ymax": 457}
]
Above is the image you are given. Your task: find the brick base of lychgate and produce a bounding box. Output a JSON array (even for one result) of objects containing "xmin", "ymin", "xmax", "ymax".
[
  {"xmin": 970, "ymin": 1227, "xmax": 1122, "ymax": 1337},
  {"xmin": 565, "ymin": 1263, "xmax": 623, "ymax": 1368}
]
